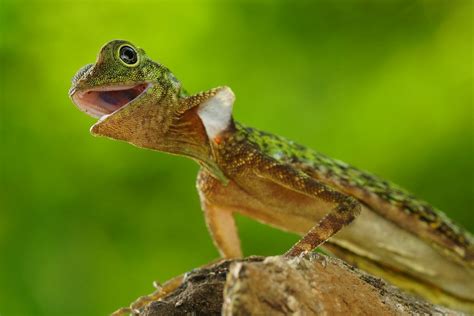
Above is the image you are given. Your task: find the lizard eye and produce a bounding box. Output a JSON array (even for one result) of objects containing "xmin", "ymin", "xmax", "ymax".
[{"xmin": 118, "ymin": 45, "xmax": 138, "ymax": 66}]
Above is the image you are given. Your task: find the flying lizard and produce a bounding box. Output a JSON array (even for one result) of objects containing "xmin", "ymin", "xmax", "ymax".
[{"xmin": 69, "ymin": 40, "xmax": 474, "ymax": 313}]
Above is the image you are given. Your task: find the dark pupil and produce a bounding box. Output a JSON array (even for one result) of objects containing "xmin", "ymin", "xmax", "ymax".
[{"xmin": 119, "ymin": 46, "xmax": 137, "ymax": 64}]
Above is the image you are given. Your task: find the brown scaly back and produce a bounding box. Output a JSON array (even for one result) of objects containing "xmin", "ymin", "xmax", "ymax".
[{"xmin": 234, "ymin": 122, "xmax": 474, "ymax": 266}]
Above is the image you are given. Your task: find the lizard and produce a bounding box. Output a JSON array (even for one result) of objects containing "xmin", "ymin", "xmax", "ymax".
[{"xmin": 69, "ymin": 40, "xmax": 474, "ymax": 313}]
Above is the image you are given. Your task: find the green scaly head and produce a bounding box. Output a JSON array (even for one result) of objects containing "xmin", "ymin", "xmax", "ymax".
[
  {"xmin": 69, "ymin": 40, "xmax": 226, "ymax": 178},
  {"xmin": 69, "ymin": 40, "xmax": 191, "ymax": 151}
]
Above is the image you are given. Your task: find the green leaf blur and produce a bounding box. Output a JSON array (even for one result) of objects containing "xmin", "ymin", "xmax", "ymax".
[{"xmin": 1, "ymin": 0, "xmax": 472, "ymax": 315}]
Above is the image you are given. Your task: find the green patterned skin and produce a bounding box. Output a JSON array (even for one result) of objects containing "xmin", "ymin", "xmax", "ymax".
[{"xmin": 234, "ymin": 122, "xmax": 474, "ymax": 262}]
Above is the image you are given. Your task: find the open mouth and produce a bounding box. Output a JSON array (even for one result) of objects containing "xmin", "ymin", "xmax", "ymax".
[{"xmin": 71, "ymin": 83, "xmax": 151, "ymax": 119}]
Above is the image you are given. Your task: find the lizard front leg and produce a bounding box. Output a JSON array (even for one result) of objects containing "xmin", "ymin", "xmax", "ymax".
[
  {"xmin": 254, "ymin": 158, "xmax": 362, "ymax": 257},
  {"xmin": 111, "ymin": 176, "xmax": 243, "ymax": 316},
  {"xmin": 201, "ymin": 200, "xmax": 243, "ymax": 258},
  {"xmin": 197, "ymin": 168, "xmax": 243, "ymax": 258}
]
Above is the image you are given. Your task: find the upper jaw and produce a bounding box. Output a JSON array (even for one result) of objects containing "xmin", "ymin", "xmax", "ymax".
[{"xmin": 70, "ymin": 82, "xmax": 152, "ymax": 119}]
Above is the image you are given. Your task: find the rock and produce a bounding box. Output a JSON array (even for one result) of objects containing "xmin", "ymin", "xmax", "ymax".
[{"xmin": 126, "ymin": 254, "xmax": 460, "ymax": 316}]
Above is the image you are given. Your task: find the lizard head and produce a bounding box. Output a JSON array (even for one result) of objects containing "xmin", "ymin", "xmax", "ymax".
[
  {"xmin": 69, "ymin": 40, "xmax": 186, "ymax": 151},
  {"xmin": 69, "ymin": 40, "xmax": 230, "ymax": 180}
]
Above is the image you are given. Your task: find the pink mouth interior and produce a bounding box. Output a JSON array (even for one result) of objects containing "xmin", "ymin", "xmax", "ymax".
[{"xmin": 72, "ymin": 83, "xmax": 149, "ymax": 118}]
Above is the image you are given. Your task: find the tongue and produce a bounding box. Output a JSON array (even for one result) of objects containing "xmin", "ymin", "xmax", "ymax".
[{"xmin": 98, "ymin": 89, "xmax": 138, "ymax": 108}]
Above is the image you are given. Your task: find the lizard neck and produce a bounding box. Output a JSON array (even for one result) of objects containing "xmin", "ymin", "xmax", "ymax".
[{"xmin": 164, "ymin": 105, "xmax": 230, "ymax": 183}]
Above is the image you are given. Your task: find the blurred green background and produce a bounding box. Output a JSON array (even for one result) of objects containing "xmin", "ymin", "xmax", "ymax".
[{"xmin": 1, "ymin": 0, "xmax": 472, "ymax": 315}]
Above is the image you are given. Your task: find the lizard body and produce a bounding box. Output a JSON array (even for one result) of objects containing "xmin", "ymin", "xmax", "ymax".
[
  {"xmin": 69, "ymin": 40, "xmax": 474, "ymax": 312},
  {"xmin": 236, "ymin": 123, "xmax": 472, "ymax": 263}
]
